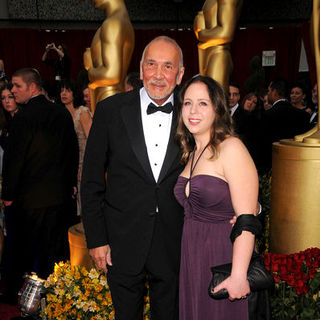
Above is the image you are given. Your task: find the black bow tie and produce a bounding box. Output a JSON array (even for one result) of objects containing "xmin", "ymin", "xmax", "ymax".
[{"xmin": 147, "ymin": 102, "xmax": 173, "ymax": 115}]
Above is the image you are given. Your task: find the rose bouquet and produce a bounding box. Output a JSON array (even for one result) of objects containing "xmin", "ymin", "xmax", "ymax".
[{"xmin": 264, "ymin": 248, "xmax": 320, "ymax": 320}]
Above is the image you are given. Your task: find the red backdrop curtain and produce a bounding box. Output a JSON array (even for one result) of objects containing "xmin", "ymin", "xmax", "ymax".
[{"xmin": 0, "ymin": 24, "xmax": 315, "ymax": 94}]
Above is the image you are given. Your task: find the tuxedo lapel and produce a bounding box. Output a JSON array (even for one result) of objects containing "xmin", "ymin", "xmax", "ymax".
[
  {"xmin": 120, "ymin": 92, "xmax": 155, "ymax": 183},
  {"xmin": 158, "ymin": 105, "xmax": 180, "ymax": 183}
]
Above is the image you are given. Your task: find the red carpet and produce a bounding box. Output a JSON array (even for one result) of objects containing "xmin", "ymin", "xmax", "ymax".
[{"xmin": 0, "ymin": 303, "xmax": 21, "ymax": 320}]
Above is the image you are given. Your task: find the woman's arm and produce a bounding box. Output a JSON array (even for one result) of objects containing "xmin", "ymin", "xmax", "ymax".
[
  {"xmin": 213, "ymin": 136, "xmax": 259, "ymax": 300},
  {"xmin": 80, "ymin": 108, "xmax": 93, "ymax": 138}
]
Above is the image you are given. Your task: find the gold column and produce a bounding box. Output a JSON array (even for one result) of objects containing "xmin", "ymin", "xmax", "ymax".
[
  {"xmin": 270, "ymin": 0, "xmax": 320, "ymax": 254},
  {"xmin": 271, "ymin": 141, "xmax": 320, "ymax": 254},
  {"xmin": 68, "ymin": 222, "xmax": 95, "ymax": 270}
]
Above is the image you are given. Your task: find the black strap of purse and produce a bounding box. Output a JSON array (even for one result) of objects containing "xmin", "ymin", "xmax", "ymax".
[{"xmin": 230, "ymin": 214, "xmax": 262, "ymax": 244}]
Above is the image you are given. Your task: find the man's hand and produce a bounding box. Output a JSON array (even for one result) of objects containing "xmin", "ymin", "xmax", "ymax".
[
  {"xmin": 229, "ymin": 215, "xmax": 237, "ymax": 226},
  {"xmin": 89, "ymin": 244, "xmax": 112, "ymax": 273}
]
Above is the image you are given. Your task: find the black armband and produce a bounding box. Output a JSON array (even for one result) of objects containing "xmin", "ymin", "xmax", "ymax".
[{"xmin": 230, "ymin": 214, "xmax": 262, "ymax": 243}]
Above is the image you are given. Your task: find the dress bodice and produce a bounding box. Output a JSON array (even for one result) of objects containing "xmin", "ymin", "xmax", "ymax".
[{"xmin": 174, "ymin": 174, "xmax": 235, "ymax": 223}]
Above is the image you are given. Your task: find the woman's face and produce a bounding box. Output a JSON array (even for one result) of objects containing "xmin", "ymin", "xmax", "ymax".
[
  {"xmin": 243, "ymin": 95, "xmax": 258, "ymax": 112},
  {"xmin": 290, "ymin": 87, "xmax": 305, "ymax": 105},
  {"xmin": 182, "ymin": 81, "xmax": 215, "ymax": 139},
  {"xmin": 1, "ymin": 88, "xmax": 18, "ymax": 115},
  {"xmin": 60, "ymin": 87, "xmax": 74, "ymax": 105}
]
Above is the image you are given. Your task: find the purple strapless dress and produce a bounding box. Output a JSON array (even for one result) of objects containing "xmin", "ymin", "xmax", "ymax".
[{"xmin": 174, "ymin": 175, "xmax": 248, "ymax": 320}]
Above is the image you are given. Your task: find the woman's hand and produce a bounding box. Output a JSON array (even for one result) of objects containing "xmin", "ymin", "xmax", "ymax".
[{"xmin": 212, "ymin": 275, "xmax": 250, "ymax": 301}]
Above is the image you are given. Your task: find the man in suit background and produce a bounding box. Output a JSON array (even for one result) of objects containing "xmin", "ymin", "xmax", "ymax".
[
  {"xmin": 258, "ymin": 77, "xmax": 310, "ymax": 173},
  {"xmin": 1, "ymin": 68, "xmax": 78, "ymax": 302},
  {"xmin": 81, "ymin": 36, "xmax": 185, "ymax": 320}
]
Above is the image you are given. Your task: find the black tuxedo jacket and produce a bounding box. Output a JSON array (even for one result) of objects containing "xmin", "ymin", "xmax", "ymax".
[
  {"xmin": 81, "ymin": 89, "xmax": 184, "ymax": 273},
  {"xmin": 257, "ymin": 99, "xmax": 310, "ymax": 173},
  {"xmin": 2, "ymin": 95, "xmax": 78, "ymax": 208}
]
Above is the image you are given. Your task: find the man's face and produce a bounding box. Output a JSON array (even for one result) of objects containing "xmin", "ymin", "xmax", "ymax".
[
  {"xmin": 267, "ymin": 83, "xmax": 276, "ymax": 104},
  {"xmin": 312, "ymin": 84, "xmax": 318, "ymax": 105},
  {"xmin": 83, "ymin": 88, "xmax": 91, "ymax": 109},
  {"xmin": 140, "ymin": 39, "xmax": 184, "ymax": 105},
  {"xmin": 228, "ymin": 85, "xmax": 240, "ymax": 108},
  {"xmin": 11, "ymin": 76, "xmax": 33, "ymax": 104}
]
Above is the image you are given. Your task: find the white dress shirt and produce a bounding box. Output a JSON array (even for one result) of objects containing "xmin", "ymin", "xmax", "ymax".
[
  {"xmin": 140, "ymin": 87, "xmax": 173, "ymax": 182},
  {"xmin": 230, "ymin": 103, "xmax": 239, "ymax": 117}
]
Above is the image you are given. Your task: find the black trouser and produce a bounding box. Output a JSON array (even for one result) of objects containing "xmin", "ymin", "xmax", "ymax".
[
  {"xmin": 107, "ymin": 229, "xmax": 180, "ymax": 320},
  {"xmin": 4, "ymin": 201, "xmax": 77, "ymax": 298}
]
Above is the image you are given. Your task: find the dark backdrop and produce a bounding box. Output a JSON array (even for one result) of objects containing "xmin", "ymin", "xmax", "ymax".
[{"xmin": 0, "ymin": 23, "xmax": 315, "ymax": 95}]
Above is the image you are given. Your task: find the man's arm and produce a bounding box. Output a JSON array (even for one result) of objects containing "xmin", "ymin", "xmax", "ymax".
[
  {"xmin": 81, "ymin": 101, "xmax": 110, "ymax": 250},
  {"xmin": 2, "ymin": 114, "xmax": 30, "ymax": 202}
]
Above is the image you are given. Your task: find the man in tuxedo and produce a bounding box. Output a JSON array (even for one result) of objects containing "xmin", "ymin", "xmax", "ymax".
[
  {"xmin": 310, "ymin": 82, "xmax": 318, "ymax": 126},
  {"xmin": 81, "ymin": 36, "xmax": 185, "ymax": 320},
  {"xmin": 228, "ymin": 82, "xmax": 253, "ymax": 153},
  {"xmin": 258, "ymin": 77, "xmax": 310, "ymax": 173},
  {"xmin": 1, "ymin": 68, "xmax": 78, "ymax": 302}
]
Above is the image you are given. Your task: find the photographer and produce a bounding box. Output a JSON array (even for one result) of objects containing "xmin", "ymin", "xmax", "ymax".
[{"xmin": 42, "ymin": 43, "xmax": 71, "ymax": 99}]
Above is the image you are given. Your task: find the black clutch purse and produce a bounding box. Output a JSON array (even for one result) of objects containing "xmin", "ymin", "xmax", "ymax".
[
  {"xmin": 208, "ymin": 252, "xmax": 274, "ymax": 300},
  {"xmin": 208, "ymin": 215, "xmax": 274, "ymax": 300}
]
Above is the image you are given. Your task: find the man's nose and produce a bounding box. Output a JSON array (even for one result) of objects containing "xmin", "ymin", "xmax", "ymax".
[{"xmin": 154, "ymin": 65, "xmax": 164, "ymax": 78}]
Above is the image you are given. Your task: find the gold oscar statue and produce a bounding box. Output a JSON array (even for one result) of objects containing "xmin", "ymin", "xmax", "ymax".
[
  {"xmin": 194, "ymin": 0, "xmax": 243, "ymax": 92},
  {"xmin": 270, "ymin": 0, "xmax": 320, "ymax": 254},
  {"xmin": 84, "ymin": 0, "xmax": 135, "ymax": 113}
]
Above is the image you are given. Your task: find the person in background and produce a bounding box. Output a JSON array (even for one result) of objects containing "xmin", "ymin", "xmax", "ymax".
[
  {"xmin": 124, "ymin": 72, "xmax": 143, "ymax": 92},
  {"xmin": 0, "ymin": 83, "xmax": 19, "ymax": 288},
  {"xmin": 0, "ymin": 59, "xmax": 6, "ymax": 84},
  {"xmin": 42, "ymin": 43, "xmax": 71, "ymax": 81},
  {"xmin": 1, "ymin": 68, "xmax": 78, "ymax": 303},
  {"xmin": 310, "ymin": 82, "xmax": 318, "ymax": 126},
  {"xmin": 258, "ymin": 78, "xmax": 310, "ymax": 174},
  {"xmin": 174, "ymin": 75, "xmax": 261, "ymax": 320},
  {"xmin": 290, "ymin": 82, "xmax": 312, "ymax": 115},
  {"xmin": 241, "ymin": 92, "xmax": 258, "ymax": 112},
  {"xmin": 82, "ymin": 85, "xmax": 92, "ymax": 113},
  {"xmin": 60, "ymin": 79, "xmax": 92, "ymax": 216},
  {"xmin": 42, "ymin": 43, "xmax": 71, "ymax": 100},
  {"xmin": 262, "ymin": 93, "xmax": 272, "ymax": 110}
]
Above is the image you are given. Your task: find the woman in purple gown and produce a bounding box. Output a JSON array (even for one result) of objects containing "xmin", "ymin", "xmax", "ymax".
[{"xmin": 174, "ymin": 75, "xmax": 260, "ymax": 320}]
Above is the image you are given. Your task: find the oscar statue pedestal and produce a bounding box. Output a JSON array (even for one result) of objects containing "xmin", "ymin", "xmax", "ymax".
[
  {"xmin": 270, "ymin": 139, "xmax": 320, "ymax": 254},
  {"xmin": 68, "ymin": 222, "xmax": 95, "ymax": 270}
]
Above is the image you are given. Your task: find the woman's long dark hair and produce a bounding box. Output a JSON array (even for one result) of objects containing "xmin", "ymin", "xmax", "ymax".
[
  {"xmin": 0, "ymin": 82, "xmax": 16, "ymax": 132},
  {"xmin": 176, "ymin": 75, "xmax": 234, "ymax": 163},
  {"xmin": 59, "ymin": 79, "xmax": 83, "ymax": 108}
]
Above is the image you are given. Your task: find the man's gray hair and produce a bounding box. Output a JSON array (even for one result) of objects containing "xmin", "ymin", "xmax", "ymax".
[{"xmin": 140, "ymin": 36, "xmax": 184, "ymax": 69}]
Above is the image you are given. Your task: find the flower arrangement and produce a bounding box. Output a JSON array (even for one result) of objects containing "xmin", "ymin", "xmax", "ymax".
[
  {"xmin": 263, "ymin": 248, "xmax": 320, "ymax": 320},
  {"xmin": 43, "ymin": 261, "xmax": 151, "ymax": 320},
  {"xmin": 44, "ymin": 261, "xmax": 114, "ymax": 320}
]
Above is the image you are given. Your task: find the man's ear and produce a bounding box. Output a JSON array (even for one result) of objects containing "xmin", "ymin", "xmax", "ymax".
[
  {"xmin": 176, "ymin": 67, "xmax": 185, "ymax": 85},
  {"xmin": 29, "ymin": 82, "xmax": 38, "ymax": 95},
  {"xmin": 139, "ymin": 61, "xmax": 143, "ymax": 80}
]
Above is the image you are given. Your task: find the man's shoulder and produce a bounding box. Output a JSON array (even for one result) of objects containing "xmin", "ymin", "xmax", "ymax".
[{"xmin": 96, "ymin": 89, "xmax": 139, "ymax": 112}]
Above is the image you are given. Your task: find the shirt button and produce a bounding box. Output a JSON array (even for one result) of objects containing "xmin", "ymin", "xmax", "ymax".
[
  {"xmin": 159, "ymin": 124, "xmax": 162, "ymax": 127},
  {"xmin": 154, "ymin": 163, "xmax": 157, "ymax": 166},
  {"xmin": 155, "ymin": 144, "xmax": 158, "ymax": 147}
]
